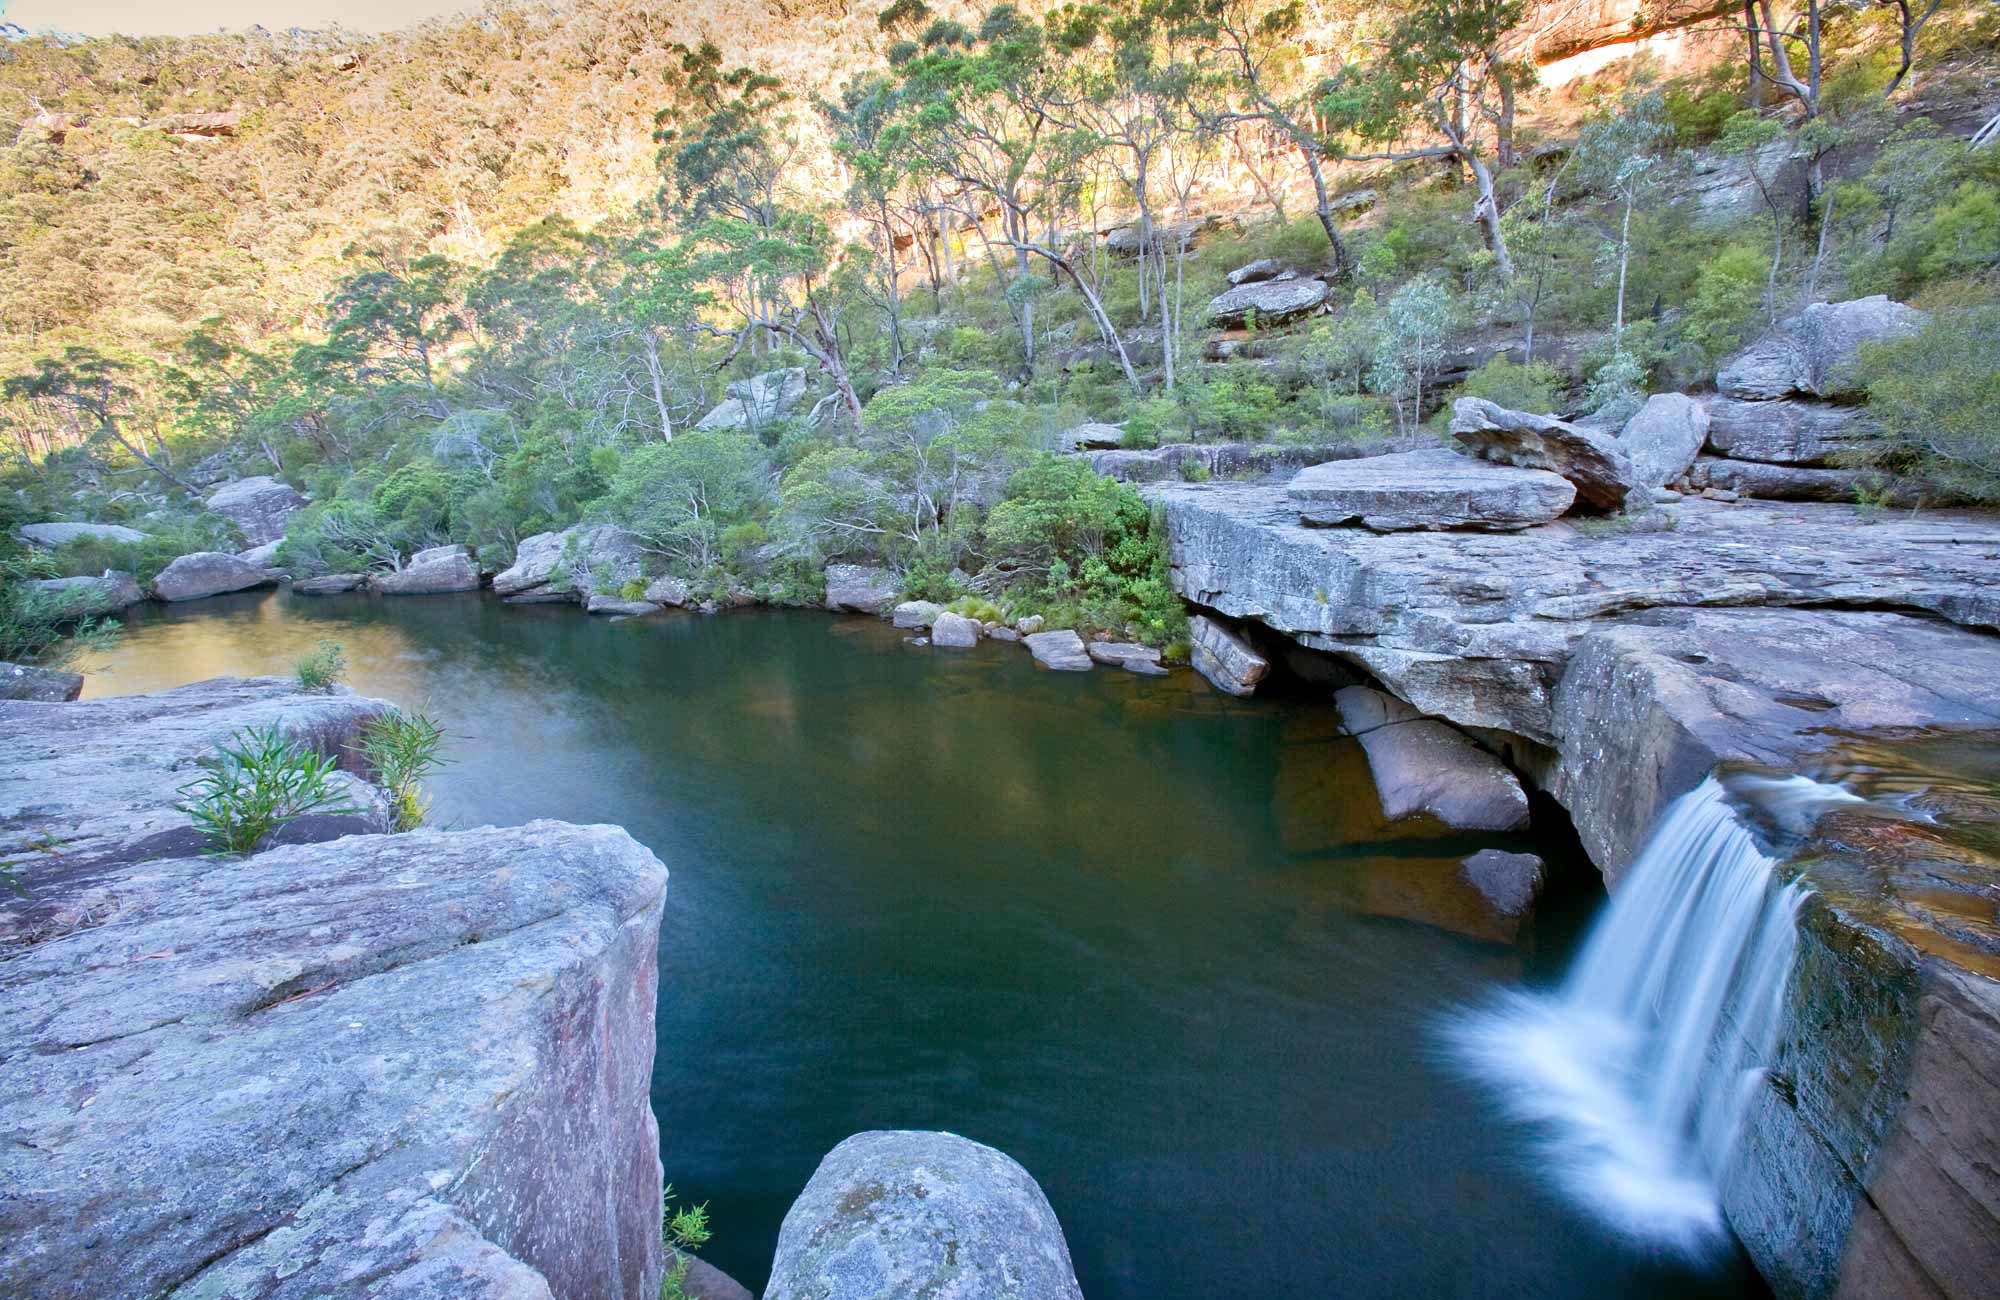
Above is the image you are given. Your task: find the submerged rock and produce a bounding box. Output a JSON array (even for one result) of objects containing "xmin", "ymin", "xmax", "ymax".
[
  {"xmin": 1450, "ymin": 398, "xmax": 1639, "ymax": 511},
  {"xmin": 152, "ymin": 551, "xmax": 278, "ymax": 602},
  {"xmin": 824, "ymin": 564, "xmax": 900, "ymax": 615},
  {"xmin": 1188, "ymin": 613, "xmax": 1268, "ymax": 696},
  {"xmin": 1458, "ymin": 849, "xmax": 1546, "ymax": 924},
  {"xmin": 1287, "ymin": 448, "xmax": 1576, "ymax": 532},
  {"xmin": 765, "ymin": 1131, "xmax": 1084, "ymax": 1300},
  {"xmin": 0, "ymin": 661, "xmax": 82, "ymax": 702},
  {"xmin": 1335, "ymin": 686, "xmax": 1530, "ymax": 832},
  {"xmin": 290, "ymin": 573, "xmax": 366, "ymax": 596},
  {"xmin": 1025, "ymin": 629, "xmax": 1093, "ymax": 671},
  {"xmin": 205, "ymin": 475, "xmax": 307, "ymax": 546}
]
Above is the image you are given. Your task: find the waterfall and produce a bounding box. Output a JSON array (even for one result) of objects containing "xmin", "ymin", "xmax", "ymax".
[{"xmin": 1447, "ymin": 775, "xmax": 1838, "ymax": 1252}]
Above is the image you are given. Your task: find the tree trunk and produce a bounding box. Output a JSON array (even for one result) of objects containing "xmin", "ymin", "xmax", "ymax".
[
  {"xmin": 1302, "ymin": 145, "xmax": 1354, "ymax": 277},
  {"xmin": 1465, "ymin": 146, "xmax": 1516, "ymax": 281}
]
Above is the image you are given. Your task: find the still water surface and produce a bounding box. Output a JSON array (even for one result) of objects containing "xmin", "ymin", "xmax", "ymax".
[{"xmin": 81, "ymin": 590, "xmax": 1762, "ymax": 1299}]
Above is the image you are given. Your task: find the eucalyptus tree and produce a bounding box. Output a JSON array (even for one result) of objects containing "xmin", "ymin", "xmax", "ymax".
[
  {"xmin": 1574, "ymin": 89, "xmax": 1673, "ymax": 340},
  {"xmin": 821, "ymin": 71, "xmax": 925, "ymax": 375}
]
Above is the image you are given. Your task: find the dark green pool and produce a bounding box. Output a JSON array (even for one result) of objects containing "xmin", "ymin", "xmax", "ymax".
[{"xmin": 81, "ymin": 589, "xmax": 1763, "ymax": 1299}]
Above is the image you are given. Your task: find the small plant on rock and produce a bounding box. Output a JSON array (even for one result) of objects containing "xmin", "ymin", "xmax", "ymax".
[
  {"xmin": 659, "ymin": 1185, "xmax": 714, "ymax": 1300},
  {"xmin": 177, "ymin": 723, "xmax": 360, "ymax": 855},
  {"xmin": 293, "ymin": 640, "xmax": 347, "ymax": 693},
  {"xmin": 354, "ymin": 709, "xmax": 449, "ymax": 832}
]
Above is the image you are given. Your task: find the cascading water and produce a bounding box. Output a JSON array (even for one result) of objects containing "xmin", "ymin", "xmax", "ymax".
[{"xmin": 1447, "ymin": 775, "xmax": 1845, "ymax": 1253}]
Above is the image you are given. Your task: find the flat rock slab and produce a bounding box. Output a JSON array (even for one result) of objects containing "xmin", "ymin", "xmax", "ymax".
[
  {"xmin": 1057, "ymin": 422, "xmax": 1127, "ymax": 452},
  {"xmin": 1025, "ymin": 629, "xmax": 1093, "ymax": 671},
  {"xmin": 290, "ymin": 573, "xmax": 366, "ymax": 595},
  {"xmin": 1335, "ymin": 686, "xmax": 1529, "ymax": 832},
  {"xmin": 1206, "ymin": 277, "xmax": 1328, "ymax": 328},
  {"xmin": 1689, "ymin": 456, "xmax": 1885, "ymax": 502},
  {"xmin": 17, "ymin": 521, "xmax": 148, "ymax": 547},
  {"xmin": 0, "ymin": 820, "xmax": 668, "ymax": 1300},
  {"xmin": 1288, "ymin": 448, "xmax": 1576, "ymax": 531},
  {"xmin": 765, "ymin": 1130, "xmax": 1083, "ymax": 1300},
  {"xmin": 0, "ymin": 677, "xmax": 392, "ymax": 942},
  {"xmin": 1087, "ymin": 641, "xmax": 1161, "ymax": 666}
]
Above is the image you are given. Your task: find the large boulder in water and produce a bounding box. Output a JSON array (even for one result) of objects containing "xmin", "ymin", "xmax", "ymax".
[
  {"xmin": 1716, "ymin": 295, "xmax": 1927, "ymax": 401},
  {"xmin": 372, "ymin": 543, "xmax": 480, "ymax": 595},
  {"xmin": 0, "ymin": 678, "xmax": 670, "ymax": 1299},
  {"xmin": 1188, "ymin": 613, "xmax": 1268, "ymax": 696},
  {"xmin": 152, "ymin": 550, "xmax": 278, "ymax": 602},
  {"xmin": 493, "ymin": 525, "xmax": 646, "ymax": 604},
  {"xmin": 1450, "ymin": 398, "xmax": 1639, "ymax": 512},
  {"xmin": 1206, "ymin": 277, "xmax": 1328, "ymax": 328},
  {"xmin": 930, "ymin": 610, "xmax": 981, "ymax": 647},
  {"xmin": 1287, "ymin": 448, "xmax": 1576, "ymax": 531},
  {"xmin": 205, "ymin": 475, "xmax": 308, "ymax": 546},
  {"xmin": 1335, "ymin": 685, "xmax": 1529, "ymax": 831},
  {"xmin": 765, "ymin": 1130, "xmax": 1084, "ymax": 1300}
]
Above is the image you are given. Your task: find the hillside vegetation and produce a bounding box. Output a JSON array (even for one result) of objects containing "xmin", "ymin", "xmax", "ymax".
[{"xmin": 3, "ymin": 0, "xmax": 1999, "ymax": 660}]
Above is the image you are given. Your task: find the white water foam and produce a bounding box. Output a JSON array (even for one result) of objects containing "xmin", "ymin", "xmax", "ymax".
[{"xmin": 1446, "ymin": 776, "xmax": 1837, "ymax": 1253}]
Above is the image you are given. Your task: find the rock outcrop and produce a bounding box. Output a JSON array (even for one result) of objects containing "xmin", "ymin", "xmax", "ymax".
[
  {"xmin": 1717, "ymin": 296, "xmax": 1927, "ymax": 402},
  {"xmin": 0, "ymin": 661, "xmax": 82, "ymax": 702},
  {"xmin": 493, "ymin": 525, "xmax": 647, "ymax": 604},
  {"xmin": 205, "ymin": 475, "xmax": 308, "ymax": 546},
  {"xmin": 1335, "ymin": 685, "xmax": 1530, "ymax": 831},
  {"xmin": 1614, "ymin": 392, "xmax": 1708, "ymax": 492},
  {"xmin": 16, "ymin": 521, "xmax": 148, "ymax": 547},
  {"xmin": 1287, "ymin": 448, "xmax": 1577, "ymax": 531},
  {"xmin": 1703, "ymin": 397, "xmax": 1886, "ymax": 466},
  {"xmin": 1206, "ymin": 277, "xmax": 1328, "ymax": 328},
  {"xmin": 1086, "ymin": 441, "xmax": 1380, "ymax": 484},
  {"xmin": 695, "ymin": 367, "xmax": 808, "ymax": 432},
  {"xmin": 824, "ymin": 564, "xmax": 900, "ymax": 615},
  {"xmin": 372, "ymin": 543, "xmax": 481, "ymax": 595},
  {"xmin": 31, "ymin": 570, "xmax": 145, "ymax": 616},
  {"xmin": 765, "ymin": 1131, "xmax": 1084, "ymax": 1300},
  {"xmin": 153, "ymin": 551, "xmax": 279, "ymax": 602},
  {"xmin": 1188, "ymin": 613, "xmax": 1268, "ymax": 696},
  {"xmin": 1056, "ymin": 421, "xmax": 1127, "ymax": 452},
  {"xmin": 0, "ymin": 679, "xmax": 670, "ymax": 1299},
  {"xmin": 1688, "ymin": 456, "xmax": 1884, "ymax": 502},
  {"xmin": 1450, "ymin": 397, "xmax": 1638, "ymax": 511}
]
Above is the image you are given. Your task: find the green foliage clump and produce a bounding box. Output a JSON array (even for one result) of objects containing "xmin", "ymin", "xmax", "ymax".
[
  {"xmin": 293, "ymin": 640, "xmax": 347, "ymax": 693},
  {"xmin": 659, "ymin": 1186, "xmax": 714, "ymax": 1300},
  {"xmin": 1854, "ymin": 305, "xmax": 2000, "ymax": 502},
  {"xmin": 1457, "ymin": 356, "xmax": 1563, "ymax": 414},
  {"xmin": 1682, "ymin": 244, "xmax": 1769, "ymax": 365},
  {"xmin": 1178, "ymin": 365, "xmax": 1282, "ymax": 440},
  {"xmin": 354, "ymin": 709, "xmax": 449, "ymax": 832},
  {"xmin": 0, "ymin": 554, "xmax": 120, "ymax": 668},
  {"xmin": 602, "ymin": 431, "xmax": 769, "ymax": 573},
  {"xmin": 177, "ymin": 723, "xmax": 359, "ymax": 855}
]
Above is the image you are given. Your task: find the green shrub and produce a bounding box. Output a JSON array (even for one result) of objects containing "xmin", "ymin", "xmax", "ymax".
[
  {"xmin": 293, "ymin": 640, "xmax": 347, "ymax": 693},
  {"xmin": 1179, "ymin": 365, "xmax": 1282, "ymax": 440},
  {"xmin": 1457, "ymin": 356, "xmax": 1563, "ymax": 414},
  {"xmin": 659, "ymin": 1186, "xmax": 714, "ymax": 1300},
  {"xmin": 354, "ymin": 709, "xmax": 449, "ymax": 832},
  {"xmin": 1682, "ymin": 243, "xmax": 1769, "ymax": 364},
  {"xmin": 1854, "ymin": 305, "xmax": 2000, "ymax": 502},
  {"xmin": 0, "ymin": 555, "xmax": 121, "ymax": 668},
  {"xmin": 177, "ymin": 723, "xmax": 360, "ymax": 855}
]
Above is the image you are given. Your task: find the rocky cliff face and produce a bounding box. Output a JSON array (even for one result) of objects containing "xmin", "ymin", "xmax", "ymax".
[
  {"xmin": 1154, "ymin": 479, "xmax": 2000, "ymax": 1298},
  {"xmin": 0, "ymin": 679, "xmax": 670, "ymax": 1300}
]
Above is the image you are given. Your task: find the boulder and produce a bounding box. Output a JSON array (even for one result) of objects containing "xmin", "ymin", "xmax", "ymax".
[
  {"xmin": 990, "ymin": 626, "xmax": 1022, "ymax": 643},
  {"xmin": 493, "ymin": 525, "xmax": 647, "ymax": 603},
  {"xmin": 930, "ymin": 610, "xmax": 981, "ymax": 647},
  {"xmin": 1104, "ymin": 215, "xmax": 1219, "ymax": 257},
  {"xmin": 290, "ymin": 573, "xmax": 366, "ymax": 596},
  {"xmin": 1458, "ymin": 849, "xmax": 1546, "ymax": 921},
  {"xmin": 1450, "ymin": 397, "xmax": 1639, "ymax": 511},
  {"xmin": 645, "ymin": 576, "xmax": 693, "ymax": 608},
  {"xmin": 372, "ymin": 544, "xmax": 481, "ymax": 595},
  {"xmin": 205, "ymin": 475, "xmax": 307, "ymax": 546},
  {"xmin": 1206, "ymin": 276, "xmax": 1329, "ymax": 328},
  {"xmin": 1716, "ymin": 295, "xmax": 1928, "ymax": 401},
  {"xmin": 694, "ymin": 367, "xmax": 808, "ymax": 432},
  {"xmin": 824, "ymin": 564, "xmax": 900, "ymax": 615},
  {"xmin": 1330, "ymin": 187, "xmax": 1378, "ymax": 214},
  {"xmin": 586, "ymin": 595, "xmax": 664, "ymax": 616},
  {"xmin": 1025, "ymin": 629, "xmax": 1094, "ymax": 671},
  {"xmin": 1087, "ymin": 642, "xmax": 1161, "ymax": 667},
  {"xmin": 1335, "ymin": 686, "xmax": 1530, "ymax": 831},
  {"xmin": 0, "ymin": 661, "xmax": 83, "ymax": 702},
  {"xmin": 892, "ymin": 600, "xmax": 942, "ymax": 630},
  {"xmin": 1016, "ymin": 615, "xmax": 1046, "ymax": 635},
  {"xmin": 669, "ymin": 1250, "xmax": 755, "ymax": 1300},
  {"xmin": 765, "ymin": 1131, "xmax": 1083, "ymax": 1300},
  {"xmin": 31, "ymin": 570, "xmax": 145, "ymax": 616},
  {"xmin": 16, "ymin": 521, "xmax": 148, "ymax": 548},
  {"xmin": 1703, "ymin": 396, "xmax": 1888, "ymax": 466},
  {"xmin": 1286, "ymin": 448, "xmax": 1576, "ymax": 532},
  {"xmin": 1227, "ymin": 257, "xmax": 1286, "ymax": 286},
  {"xmin": 1188, "ymin": 613, "xmax": 1269, "ymax": 697},
  {"xmin": 152, "ymin": 551, "xmax": 278, "ymax": 602},
  {"xmin": 237, "ymin": 539, "xmax": 283, "ymax": 567},
  {"xmin": 1687, "ymin": 456, "xmax": 1885, "ymax": 502},
  {"xmin": 1614, "ymin": 393, "xmax": 1709, "ymax": 492},
  {"xmin": 1057, "ymin": 422, "xmax": 1127, "ymax": 453}
]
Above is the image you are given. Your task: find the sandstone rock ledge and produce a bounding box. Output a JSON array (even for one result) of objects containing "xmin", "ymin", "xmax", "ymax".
[{"xmin": 0, "ymin": 680, "xmax": 670, "ymax": 1300}]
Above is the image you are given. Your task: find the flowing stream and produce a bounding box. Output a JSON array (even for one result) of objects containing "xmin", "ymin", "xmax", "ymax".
[
  {"xmin": 1449, "ymin": 776, "xmax": 1827, "ymax": 1252},
  {"xmin": 78, "ymin": 590, "xmax": 1767, "ymax": 1298}
]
